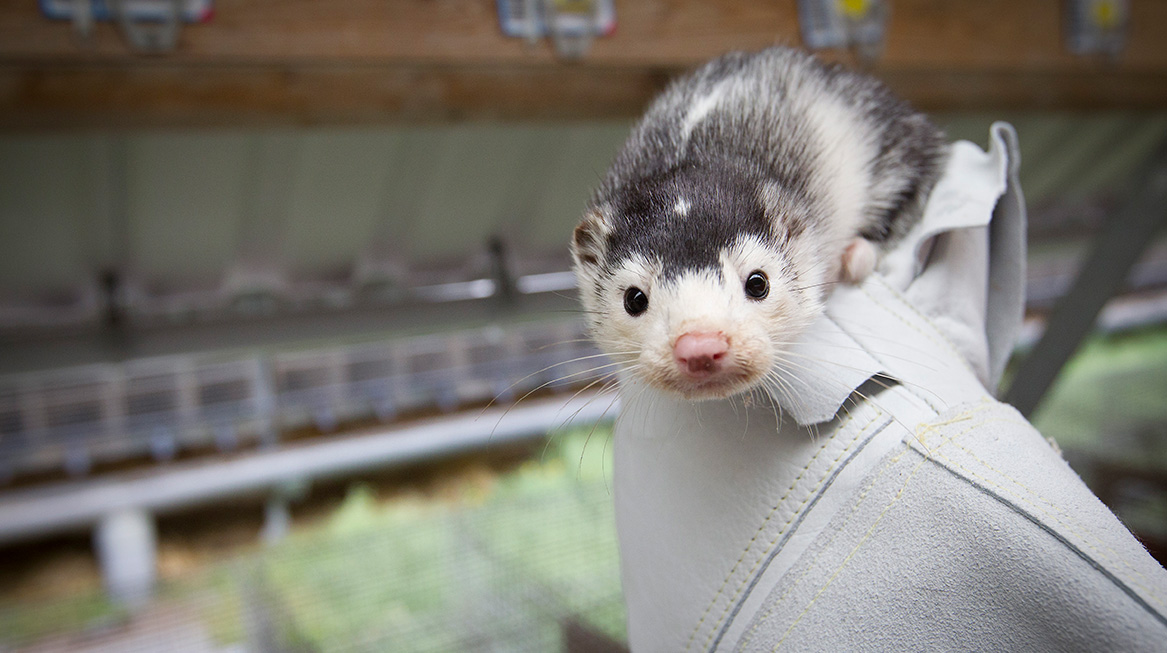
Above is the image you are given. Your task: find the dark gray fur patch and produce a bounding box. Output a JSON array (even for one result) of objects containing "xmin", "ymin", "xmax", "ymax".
[{"xmin": 603, "ymin": 160, "xmax": 778, "ymax": 281}]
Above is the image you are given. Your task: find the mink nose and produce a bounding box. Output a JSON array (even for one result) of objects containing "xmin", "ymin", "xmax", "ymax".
[{"xmin": 674, "ymin": 332, "xmax": 729, "ymax": 377}]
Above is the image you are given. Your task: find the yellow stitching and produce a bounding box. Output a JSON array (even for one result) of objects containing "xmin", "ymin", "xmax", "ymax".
[
  {"xmin": 946, "ymin": 438, "xmax": 1148, "ymax": 581},
  {"xmin": 738, "ymin": 441, "xmax": 909, "ymax": 650},
  {"xmin": 909, "ymin": 403, "xmax": 1020, "ymax": 461},
  {"xmin": 687, "ymin": 405, "xmax": 884, "ymax": 651},
  {"xmin": 767, "ymin": 434, "xmax": 1002, "ymax": 651},
  {"xmin": 933, "ymin": 450, "xmax": 1167, "ymax": 611},
  {"xmin": 858, "ymin": 284, "xmax": 949, "ymax": 354},
  {"xmin": 691, "ymin": 407, "xmax": 882, "ymax": 651},
  {"xmin": 908, "ymin": 408, "xmax": 1166, "ymax": 611},
  {"xmin": 701, "ymin": 409, "xmax": 884, "ymax": 650},
  {"xmin": 681, "ymin": 409, "xmax": 854, "ymax": 650},
  {"xmin": 932, "ymin": 446, "xmax": 1167, "ymax": 611},
  {"xmin": 773, "ymin": 454, "xmax": 932, "ymax": 650},
  {"xmin": 741, "ymin": 418, "xmax": 992, "ymax": 651},
  {"xmin": 910, "ymin": 406, "xmax": 984, "ymax": 457},
  {"xmin": 768, "ymin": 419, "xmax": 1020, "ymax": 650}
]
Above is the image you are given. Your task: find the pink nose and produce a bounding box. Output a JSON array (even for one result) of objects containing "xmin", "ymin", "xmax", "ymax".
[{"xmin": 674, "ymin": 332, "xmax": 729, "ymax": 377}]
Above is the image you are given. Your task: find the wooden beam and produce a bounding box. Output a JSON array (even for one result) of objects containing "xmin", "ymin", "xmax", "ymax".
[
  {"xmin": 4, "ymin": 0, "xmax": 1167, "ymax": 69},
  {"xmin": 5, "ymin": 64, "xmax": 1167, "ymax": 131},
  {"xmin": 2, "ymin": 0, "xmax": 1167, "ymax": 128},
  {"xmin": 0, "ymin": 63, "xmax": 670, "ymax": 128}
]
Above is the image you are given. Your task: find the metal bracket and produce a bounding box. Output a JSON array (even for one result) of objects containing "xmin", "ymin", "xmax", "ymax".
[
  {"xmin": 799, "ymin": 0, "xmax": 889, "ymax": 63},
  {"xmin": 497, "ymin": 0, "xmax": 616, "ymax": 60},
  {"xmin": 72, "ymin": 0, "xmax": 95, "ymax": 41},
  {"xmin": 1065, "ymin": 0, "xmax": 1130, "ymax": 58},
  {"xmin": 110, "ymin": 0, "xmax": 182, "ymax": 53}
]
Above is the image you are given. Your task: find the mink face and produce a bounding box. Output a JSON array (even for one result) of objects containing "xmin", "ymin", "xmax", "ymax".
[
  {"xmin": 572, "ymin": 163, "xmax": 827, "ymax": 401},
  {"xmin": 572, "ymin": 47, "xmax": 947, "ymax": 401}
]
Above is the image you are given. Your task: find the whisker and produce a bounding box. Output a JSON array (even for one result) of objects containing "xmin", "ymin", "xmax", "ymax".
[
  {"xmin": 762, "ymin": 368, "xmax": 818, "ymax": 437},
  {"xmin": 763, "ymin": 336, "xmax": 943, "ymax": 371},
  {"xmin": 549, "ymin": 290, "xmax": 582, "ymax": 302},
  {"xmin": 528, "ymin": 337, "xmax": 604, "ymax": 351},
  {"xmin": 479, "ymin": 350, "xmax": 633, "ymax": 417},
  {"xmin": 551, "ymin": 367, "xmax": 630, "ymax": 433},
  {"xmin": 587, "ymin": 389, "xmax": 624, "ymax": 468},
  {"xmin": 545, "ymin": 308, "xmax": 607, "ymax": 317},
  {"xmin": 542, "ymin": 379, "xmax": 621, "ymax": 464},
  {"xmin": 601, "ymin": 418, "xmax": 614, "ymax": 496},
  {"xmin": 823, "ymin": 316, "xmax": 952, "ymax": 369},
  {"xmin": 773, "ymin": 348, "xmax": 945, "ymax": 405},
  {"xmin": 770, "ymin": 353, "xmax": 920, "ymax": 435},
  {"xmin": 488, "ymin": 359, "xmax": 634, "ymax": 439},
  {"xmin": 792, "ymin": 279, "xmax": 841, "ymax": 293},
  {"xmin": 767, "ymin": 364, "xmax": 832, "ymax": 439}
]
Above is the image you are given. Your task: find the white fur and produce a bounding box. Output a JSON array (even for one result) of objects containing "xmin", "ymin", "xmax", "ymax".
[
  {"xmin": 756, "ymin": 181, "xmax": 838, "ymax": 287},
  {"xmin": 680, "ymin": 80, "xmax": 730, "ymax": 141},
  {"xmin": 583, "ymin": 235, "xmax": 823, "ymax": 400},
  {"xmin": 799, "ymin": 93, "xmax": 876, "ymax": 243},
  {"xmin": 574, "ymin": 48, "xmax": 945, "ymax": 400}
]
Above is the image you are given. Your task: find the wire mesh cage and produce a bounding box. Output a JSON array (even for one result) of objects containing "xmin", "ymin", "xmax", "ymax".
[
  {"xmin": 123, "ymin": 359, "xmax": 185, "ymax": 463},
  {"xmin": 194, "ymin": 358, "xmax": 268, "ymax": 453},
  {"xmin": 0, "ymin": 319, "xmax": 611, "ymax": 485},
  {"xmin": 343, "ymin": 343, "xmax": 398, "ymax": 423},
  {"xmin": 0, "ymin": 430, "xmax": 627, "ymax": 653}
]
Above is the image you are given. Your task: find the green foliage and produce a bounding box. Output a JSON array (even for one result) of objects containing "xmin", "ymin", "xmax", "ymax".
[
  {"xmin": 239, "ymin": 424, "xmax": 624, "ymax": 651},
  {"xmin": 0, "ymin": 592, "xmax": 127, "ymax": 645},
  {"xmin": 0, "ymin": 424, "xmax": 624, "ymax": 652},
  {"xmin": 1032, "ymin": 327, "xmax": 1167, "ymax": 462}
]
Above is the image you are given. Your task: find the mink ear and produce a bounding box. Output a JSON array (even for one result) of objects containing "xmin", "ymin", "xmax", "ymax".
[{"xmin": 571, "ymin": 208, "xmax": 613, "ymax": 270}]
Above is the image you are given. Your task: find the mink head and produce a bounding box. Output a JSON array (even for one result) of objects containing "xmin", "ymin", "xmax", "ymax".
[{"xmin": 571, "ymin": 162, "xmax": 832, "ymax": 401}]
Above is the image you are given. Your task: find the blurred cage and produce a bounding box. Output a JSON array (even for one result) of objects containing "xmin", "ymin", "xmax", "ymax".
[
  {"xmin": 521, "ymin": 322, "xmax": 601, "ymax": 391},
  {"xmin": 0, "ymin": 319, "xmax": 602, "ymax": 484},
  {"xmin": 1029, "ymin": 331, "xmax": 1167, "ymax": 554},
  {"xmin": 0, "ymin": 458, "xmax": 626, "ymax": 653},
  {"xmin": 343, "ymin": 342, "xmax": 400, "ymax": 423},
  {"xmin": 397, "ymin": 335, "xmax": 462, "ymax": 415},
  {"xmin": 122, "ymin": 358, "xmax": 186, "ymax": 463},
  {"xmin": 274, "ymin": 349, "xmax": 348, "ymax": 434},
  {"xmin": 194, "ymin": 358, "xmax": 270, "ymax": 453}
]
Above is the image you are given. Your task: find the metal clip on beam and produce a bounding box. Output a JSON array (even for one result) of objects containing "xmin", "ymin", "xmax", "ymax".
[{"xmin": 110, "ymin": 0, "xmax": 182, "ymax": 54}]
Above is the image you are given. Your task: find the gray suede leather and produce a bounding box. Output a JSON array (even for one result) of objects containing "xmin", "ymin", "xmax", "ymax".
[
  {"xmin": 739, "ymin": 401, "xmax": 1167, "ymax": 652},
  {"xmin": 612, "ymin": 125, "xmax": 1167, "ymax": 652}
]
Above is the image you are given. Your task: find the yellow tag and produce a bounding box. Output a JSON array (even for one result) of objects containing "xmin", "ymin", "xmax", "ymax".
[
  {"xmin": 1091, "ymin": 0, "xmax": 1122, "ymax": 29},
  {"xmin": 554, "ymin": 0, "xmax": 594, "ymax": 15},
  {"xmin": 837, "ymin": 0, "xmax": 870, "ymax": 19}
]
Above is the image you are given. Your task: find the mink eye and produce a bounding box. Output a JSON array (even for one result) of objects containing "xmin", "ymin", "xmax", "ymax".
[
  {"xmin": 623, "ymin": 287, "xmax": 649, "ymax": 316},
  {"xmin": 744, "ymin": 270, "xmax": 769, "ymax": 300}
]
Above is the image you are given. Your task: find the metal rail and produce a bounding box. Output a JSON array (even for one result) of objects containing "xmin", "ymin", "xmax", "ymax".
[
  {"xmin": 0, "ymin": 319, "xmax": 599, "ymax": 481},
  {"xmin": 0, "ymin": 391, "xmax": 618, "ymax": 545}
]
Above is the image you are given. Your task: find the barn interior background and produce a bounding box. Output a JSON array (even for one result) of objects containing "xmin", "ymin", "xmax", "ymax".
[{"xmin": 1, "ymin": 1, "xmax": 1166, "ymax": 651}]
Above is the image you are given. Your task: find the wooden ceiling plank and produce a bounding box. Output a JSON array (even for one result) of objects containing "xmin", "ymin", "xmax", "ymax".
[
  {"xmin": 3, "ymin": 1, "xmax": 1167, "ymax": 128},
  {"xmin": 2, "ymin": 1, "xmax": 1166, "ymax": 69}
]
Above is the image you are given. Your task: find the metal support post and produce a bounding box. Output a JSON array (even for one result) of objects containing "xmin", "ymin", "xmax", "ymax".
[
  {"xmin": 1005, "ymin": 142, "xmax": 1167, "ymax": 417},
  {"xmin": 94, "ymin": 508, "xmax": 157, "ymax": 608}
]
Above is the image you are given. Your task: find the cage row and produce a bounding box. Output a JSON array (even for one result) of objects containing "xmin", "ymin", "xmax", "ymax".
[{"xmin": 0, "ymin": 320, "xmax": 602, "ymax": 482}]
